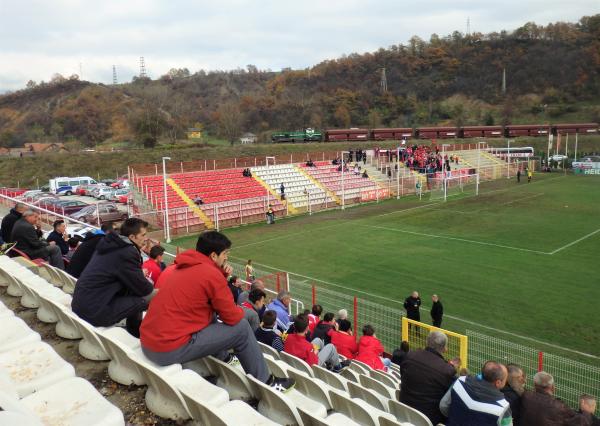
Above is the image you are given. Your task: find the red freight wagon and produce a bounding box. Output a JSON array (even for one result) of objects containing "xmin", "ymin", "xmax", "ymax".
[
  {"xmin": 461, "ymin": 126, "xmax": 503, "ymax": 138},
  {"xmin": 371, "ymin": 128, "xmax": 413, "ymax": 140},
  {"xmin": 505, "ymin": 124, "xmax": 550, "ymax": 137},
  {"xmin": 325, "ymin": 128, "xmax": 369, "ymax": 142},
  {"xmin": 553, "ymin": 123, "xmax": 598, "ymax": 135},
  {"xmin": 417, "ymin": 127, "xmax": 458, "ymax": 139}
]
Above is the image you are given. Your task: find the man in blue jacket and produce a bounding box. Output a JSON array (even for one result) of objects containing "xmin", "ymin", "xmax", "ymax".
[
  {"xmin": 72, "ymin": 218, "xmax": 156, "ymax": 337},
  {"xmin": 267, "ymin": 290, "xmax": 292, "ymax": 331}
]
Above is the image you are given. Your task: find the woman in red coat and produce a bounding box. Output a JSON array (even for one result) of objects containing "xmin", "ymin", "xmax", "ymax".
[{"xmin": 355, "ymin": 324, "xmax": 389, "ymax": 371}]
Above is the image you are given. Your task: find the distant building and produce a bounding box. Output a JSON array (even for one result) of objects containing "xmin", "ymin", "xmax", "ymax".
[
  {"xmin": 240, "ymin": 132, "xmax": 257, "ymax": 144},
  {"xmin": 187, "ymin": 128, "xmax": 203, "ymax": 140}
]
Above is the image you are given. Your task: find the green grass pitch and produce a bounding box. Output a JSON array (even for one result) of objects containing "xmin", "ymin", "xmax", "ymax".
[{"xmin": 173, "ymin": 174, "xmax": 600, "ymax": 359}]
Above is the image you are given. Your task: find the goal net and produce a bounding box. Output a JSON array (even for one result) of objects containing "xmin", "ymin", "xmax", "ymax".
[{"xmin": 421, "ymin": 172, "xmax": 479, "ymax": 201}]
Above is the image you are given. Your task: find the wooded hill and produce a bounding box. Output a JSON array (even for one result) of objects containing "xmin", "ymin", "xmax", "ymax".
[{"xmin": 0, "ymin": 14, "xmax": 599, "ymax": 148}]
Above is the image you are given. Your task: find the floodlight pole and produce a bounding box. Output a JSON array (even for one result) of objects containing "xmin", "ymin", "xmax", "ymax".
[
  {"xmin": 265, "ymin": 156, "xmax": 275, "ymax": 205},
  {"xmin": 574, "ymin": 133, "xmax": 578, "ymax": 161},
  {"xmin": 162, "ymin": 156, "xmax": 171, "ymax": 243},
  {"xmin": 442, "ymin": 144, "xmax": 450, "ymax": 202},
  {"xmin": 396, "ymin": 147, "xmax": 401, "ymax": 199},
  {"xmin": 341, "ymin": 151, "xmax": 349, "ymax": 210},
  {"xmin": 506, "ymin": 139, "xmax": 511, "ymax": 178}
]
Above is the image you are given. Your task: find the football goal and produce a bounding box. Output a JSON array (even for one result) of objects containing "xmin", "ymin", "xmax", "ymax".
[{"xmin": 422, "ymin": 172, "xmax": 479, "ymax": 201}]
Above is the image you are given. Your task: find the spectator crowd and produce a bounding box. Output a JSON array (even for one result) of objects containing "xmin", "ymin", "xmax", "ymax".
[{"xmin": 1, "ymin": 203, "xmax": 598, "ymax": 425}]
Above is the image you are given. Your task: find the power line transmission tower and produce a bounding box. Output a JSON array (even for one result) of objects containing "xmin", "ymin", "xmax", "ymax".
[
  {"xmin": 139, "ymin": 56, "xmax": 147, "ymax": 78},
  {"xmin": 112, "ymin": 65, "xmax": 118, "ymax": 84},
  {"xmin": 380, "ymin": 67, "xmax": 388, "ymax": 93},
  {"xmin": 502, "ymin": 67, "xmax": 506, "ymax": 94},
  {"xmin": 467, "ymin": 17, "xmax": 471, "ymax": 36}
]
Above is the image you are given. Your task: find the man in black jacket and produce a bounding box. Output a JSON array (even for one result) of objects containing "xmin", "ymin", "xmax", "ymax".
[
  {"xmin": 312, "ymin": 312, "xmax": 336, "ymax": 345},
  {"xmin": 400, "ymin": 331, "xmax": 459, "ymax": 425},
  {"xmin": 404, "ymin": 291, "xmax": 421, "ymax": 321},
  {"xmin": 431, "ymin": 294, "xmax": 444, "ymax": 328},
  {"xmin": 11, "ymin": 210, "xmax": 64, "ymax": 269},
  {"xmin": 72, "ymin": 218, "xmax": 156, "ymax": 337},
  {"xmin": 46, "ymin": 220, "xmax": 69, "ymax": 255},
  {"xmin": 1, "ymin": 202, "xmax": 26, "ymax": 243},
  {"xmin": 66, "ymin": 223, "xmax": 114, "ymax": 278}
]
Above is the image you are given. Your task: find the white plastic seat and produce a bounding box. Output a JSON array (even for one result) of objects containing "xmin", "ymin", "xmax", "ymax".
[
  {"xmin": 0, "ymin": 300, "xmax": 15, "ymax": 318},
  {"xmin": 279, "ymin": 351, "xmax": 314, "ymax": 377},
  {"xmin": 246, "ymin": 374, "xmax": 304, "ymax": 425},
  {"xmin": 0, "ymin": 341, "xmax": 76, "ymax": 398},
  {"xmin": 183, "ymin": 396, "xmax": 279, "ymax": 426},
  {"xmin": 205, "ymin": 355, "xmax": 256, "ymax": 401},
  {"xmin": 287, "ymin": 369, "xmax": 333, "ymax": 409},
  {"xmin": 123, "ymin": 348, "xmax": 187, "ymax": 420},
  {"xmin": 44, "ymin": 297, "xmax": 82, "ymax": 339},
  {"xmin": 340, "ymin": 366, "xmax": 360, "ymax": 383},
  {"xmin": 312, "ymin": 364, "xmax": 349, "ymax": 392},
  {"xmin": 328, "ymin": 389, "xmax": 380, "ymax": 426},
  {"xmin": 388, "ymin": 399, "xmax": 434, "ymax": 426},
  {"xmin": 360, "ymin": 373, "xmax": 397, "ymax": 399},
  {"xmin": 0, "ymin": 316, "xmax": 41, "ymax": 353},
  {"xmin": 348, "ymin": 381, "xmax": 390, "ymax": 412},
  {"xmin": 61, "ymin": 309, "xmax": 110, "ymax": 361},
  {"xmin": 36, "ymin": 287, "xmax": 72, "ymax": 323},
  {"xmin": 94, "ymin": 327, "xmax": 147, "ymax": 385},
  {"xmin": 0, "ymin": 377, "xmax": 124, "ymax": 426},
  {"xmin": 258, "ymin": 341, "xmax": 281, "ymax": 359},
  {"xmin": 370, "ymin": 369, "xmax": 401, "ymax": 388},
  {"xmin": 263, "ymin": 355, "xmax": 288, "ymax": 378}
]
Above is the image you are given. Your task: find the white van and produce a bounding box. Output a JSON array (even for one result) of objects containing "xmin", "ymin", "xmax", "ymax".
[{"xmin": 49, "ymin": 176, "xmax": 98, "ymax": 195}]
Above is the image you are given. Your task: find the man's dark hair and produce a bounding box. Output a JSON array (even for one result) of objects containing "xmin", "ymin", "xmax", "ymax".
[
  {"xmin": 262, "ymin": 310, "xmax": 276, "ymax": 328},
  {"xmin": 120, "ymin": 218, "xmax": 149, "ymax": 237},
  {"xmin": 149, "ymin": 245, "xmax": 165, "ymax": 259},
  {"xmin": 228, "ymin": 275, "xmax": 238, "ymax": 285},
  {"xmin": 101, "ymin": 222, "xmax": 115, "ymax": 233},
  {"xmin": 482, "ymin": 361, "xmax": 505, "ymax": 383},
  {"xmin": 338, "ymin": 319, "xmax": 352, "ymax": 332},
  {"xmin": 67, "ymin": 237, "xmax": 79, "ymax": 248},
  {"xmin": 311, "ymin": 304, "xmax": 323, "ymax": 316},
  {"xmin": 323, "ymin": 312, "xmax": 335, "ymax": 322},
  {"xmin": 294, "ymin": 315, "xmax": 309, "ymax": 334},
  {"xmin": 53, "ymin": 219, "xmax": 64, "ymax": 230},
  {"xmin": 196, "ymin": 231, "xmax": 231, "ymax": 256},
  {"xmin": 248, "ymin": 288, "xmax": 266, "ymax": 304},
  {"xmin": 363, "ymin": 324, "xmax": 375, "ymax": 336}
]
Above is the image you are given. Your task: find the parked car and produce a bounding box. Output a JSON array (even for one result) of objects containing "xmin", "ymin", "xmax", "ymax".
[
  {"xmin": 31, "ymin": 193, "xmax": 58, "ymax": 202},
  {"xmin": 80, "ymin": 184, "xmax": 104, "ymax": 197},
  {"xmin": 108, "ymin": 188, "xmax": 129, "ymax": 202},
  {"xmin": 100, "ymin": 179, "xmax": 116, "ymax": 187},
  {"xmin": 111, "ymin": 177, "xmax": 129, "ymax": 189},
  {"xmin": 95, "ymin": 187, "xmax": 115, "ymax": 200},
  {"xmin": 49, "ymin": 200, "xmax": 89, "ymax": 215},
  {"xmin": 117, "ymin": 192, "xmax": 130, "ymax": 204},
  {"xmin": 550, "ymin": 154, "xmax": 568, "ymax": 162},
  {"xmin": 70, "ymin": 203, "xmax": 128, "ymax": 224},
  {"xmin": 18, "ymin": 190, "xmax": 42, "ymax": 200}
]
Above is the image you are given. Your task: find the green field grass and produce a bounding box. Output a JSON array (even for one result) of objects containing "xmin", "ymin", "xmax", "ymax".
[{"xmin": 173, "ymin": 173, "xmax": 600, "ymax": 361}]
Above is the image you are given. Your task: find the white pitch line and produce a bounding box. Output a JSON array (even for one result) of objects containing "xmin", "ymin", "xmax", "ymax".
[
  {"xmin": 549, "ymin": 227, "xmax": 600, "ymax": 255},
  {"xmin": 361, "ymin": 224, "xmax": 550, "ymax": 255},
  {"xmin": 500, "ymin": 192, "xmax": 545, "ymax": 206},
  {"xmin": 229, "ymin": 255, "xmax": 599, "ymax": 360}
]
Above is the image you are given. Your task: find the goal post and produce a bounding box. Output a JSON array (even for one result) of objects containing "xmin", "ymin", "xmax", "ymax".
[
  {"xmin": 424, "ymin": 172, "xmax": 479, "ymax": 202},
  {"xmin": 402, "ymin": 317, "xmax": 469, "ymax": 369}
]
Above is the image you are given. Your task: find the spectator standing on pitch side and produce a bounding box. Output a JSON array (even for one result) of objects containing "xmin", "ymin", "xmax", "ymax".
[
  {"xmin": 431, "ymin": 294, "xmax": 444, "ymax": 328},
  {"xmin": 404, "ymin": 291, "xmax": 422, "ymax": 322}
]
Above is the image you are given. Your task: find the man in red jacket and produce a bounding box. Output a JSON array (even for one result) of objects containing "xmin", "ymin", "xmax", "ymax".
[
  {"xmin": 328, "ymin": 319, "xmax": 358, "ymax": 359},
  {"xmin": 284, "ymin": 315, "xmax": 343, "ymax": 370},
  {"xmin": 140, "ymin": 231, "xmax": 294, "ymax": 392}
]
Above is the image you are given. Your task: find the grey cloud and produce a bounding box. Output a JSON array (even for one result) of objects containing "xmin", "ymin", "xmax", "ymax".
[{"xmin": 0, "ymin": 0, "xmax": 598, "ymax": 92}]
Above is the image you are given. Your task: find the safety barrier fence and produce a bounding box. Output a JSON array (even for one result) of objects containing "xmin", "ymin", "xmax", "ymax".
[{"xmin": 130, "ymin": 156, "xmax": 536, "ymax": 235}]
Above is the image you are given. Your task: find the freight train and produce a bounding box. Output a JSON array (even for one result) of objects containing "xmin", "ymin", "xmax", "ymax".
[{"xmin": 271, "ymin": 123, "xmax": 598, "ymax": 143}]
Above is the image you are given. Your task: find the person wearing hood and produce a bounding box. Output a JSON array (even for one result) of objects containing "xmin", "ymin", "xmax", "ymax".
[
  {"xmin": 72, "ymin": 218, "xmax": 155, "ymax": 337},
  {"xmin": 440, "ymin": 361, "xmax": 513, "ymax": 426},
  {"xmin": 66, "ymin": 222, "xmax": 115, "ymax": 278},
  {"xmin": 1, "ymin": 202, "xmax": 27, "ymax": 243},
  {"xmin": 140, "ymin": 231, "xmax": 295, "ymax": 393}
]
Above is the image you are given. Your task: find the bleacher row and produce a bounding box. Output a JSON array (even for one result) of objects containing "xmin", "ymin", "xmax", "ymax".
[
  {"xmin": 0, "ymin": 255, "xmax": 435, "ymax": 426},
  {"xmin": 135, "ymin": 160, "xmax": 388, "ymax": 230}
]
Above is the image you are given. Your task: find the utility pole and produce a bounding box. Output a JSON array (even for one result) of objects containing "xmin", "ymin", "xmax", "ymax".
[
  {"xmin": 112, "ymin": 65, "xmax": 118, "ymax": 85},
  {"xmin": 380, "ymin": 67, "xmax": 388, "ymax": 93},
  {"xmin": 467, "ymin": 17, "xmax": 471, "ymax": 36},
  {"xmin": 139, "ymin": 56, "xmax": 147, "ymax": 78},
  {"xmin": 501, "ymin": 68, "xmax": 506, "ymax": 94}
]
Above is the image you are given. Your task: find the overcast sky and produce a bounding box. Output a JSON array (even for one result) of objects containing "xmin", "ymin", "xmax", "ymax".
[{"xmin": 0, "ymin": 0, "xmax": 598, "ymax": 93}]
